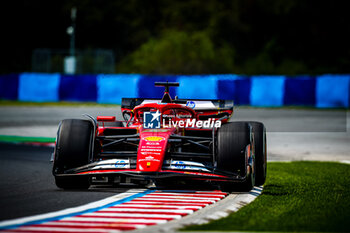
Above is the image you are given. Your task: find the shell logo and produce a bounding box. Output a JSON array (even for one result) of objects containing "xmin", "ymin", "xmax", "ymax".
[{"xmin": 144, "ymin": 136, "xmax": 165, "ymax": 142}]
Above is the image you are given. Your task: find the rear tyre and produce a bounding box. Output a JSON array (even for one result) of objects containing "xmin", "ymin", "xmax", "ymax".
[
  {"xmin": 217, "ymin": 122, "xmax": 255, "ymax": 192},
  {"xmin": 53, "ymin": 119, "xmax": 93, "ymax": 189},
  {"xmin": 249, "ymin": 121, "xmax": 267, "ymax": 186}
]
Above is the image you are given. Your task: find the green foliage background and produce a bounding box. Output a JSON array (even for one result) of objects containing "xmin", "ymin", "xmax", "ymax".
[
  {"xmin": 117, "ymin": 30, "xmax": 235, "ymax": 74},
  {"xmin": 2, "ymin": 0, "xmax": 350, "ymax": 74}
]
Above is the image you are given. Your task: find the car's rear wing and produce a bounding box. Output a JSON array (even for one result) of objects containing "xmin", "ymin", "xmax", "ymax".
[{"xmin": 121, "ymin": 98, "xmax": 234, "ymax": 111}]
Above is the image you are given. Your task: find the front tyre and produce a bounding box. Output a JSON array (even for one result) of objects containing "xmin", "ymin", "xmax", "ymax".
[
  {"xmin": 217, "ymin": 122, "xmax": 255, "ymax": 192},
  {"xmin": 53, "ymin": 119, "xmax": 93, "ymax": 189},
  {"xmin": 249, "ymin": 121, "xmax": 267, "ymax": 186}
]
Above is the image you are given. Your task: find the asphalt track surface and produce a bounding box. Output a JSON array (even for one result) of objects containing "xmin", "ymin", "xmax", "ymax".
[
  {"xmin": 0, "ymin": 143, "xmax": 131, "ymax": 221},
  {"xmin": 0, "ymin": 106, "xmax": 349, "ymax": 224}
]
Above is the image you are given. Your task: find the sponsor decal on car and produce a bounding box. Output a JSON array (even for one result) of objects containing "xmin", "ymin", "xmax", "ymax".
[
  {"xmin": 163, "ymin": 118, "xmax": 221, "ymax": 128},
  {"xmin": 142, "ymin": 153, "xmax": 161, "ymax": 157},
  {"xmin": 186, "ymin": 101, "xmax": 196, "ymax": 109},
  {"xmin": 143, "ymin": 110, "xmax": 161, "ymax": 129},
  {"xmin": 174, "ymin": 161, "xmax": 186, "ymax": 169},
  {"xmin": 141, "ymin": 148, "xmax": 162, "ymax": 152},
  {"xmin": 139, "ymin": 155, "xmax": 161, "ymax": 162},
  {"xmin": 115, "ymin": 160, "xmax": 128, "ymax": 168},
  {"xmin": 143, "ymin": 129, "xmax": 170, "ymax": 132},
  {"xmin": 143, "ymin": 110, "xmax": 222, "ymax": 129},
  {"xmin": 144, "ymin": 136, "xmax": 165, "ymax": 141},
  {"xmin": 92, "ymin": 159, "xmax": 130, "ymax": 169},
  {"xmin": 163, "ymin": 160, "xmax": 211, "ymax": 172},
  {"xmin": 146, "ymin": 142, "xmax": 160, "ymax": 145}
]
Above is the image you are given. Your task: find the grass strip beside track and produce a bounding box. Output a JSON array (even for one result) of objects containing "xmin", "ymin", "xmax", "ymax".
[
  {"xmin": 182, "ymin": 161, "xmax": 350, "ymax": 232},
  {"xmin": 0, "ymin": 135, "xmax": 55, "ymax": 143}
]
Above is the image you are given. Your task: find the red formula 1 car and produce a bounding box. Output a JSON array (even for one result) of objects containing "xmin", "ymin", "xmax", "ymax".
[{"xmin": 52, "ymin": 82, "xmax": 267, "ymax": 191}]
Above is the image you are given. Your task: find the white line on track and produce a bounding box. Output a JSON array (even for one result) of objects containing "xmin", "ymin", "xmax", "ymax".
[
  {"xmin": 141, "ymin": 195, "xmax": 222, "ymax": 200},
  {"xmin": 133, "ymin": 197, "xmax": 217, "ymax": 202},
  {"xmin": 99, "ymin": 208, "xmax": 194, "ymax": 214},
  {"xmin": 80, "ymin": 212, "xmax": 182, "ymax": 219},
  {"xmin": 0, "ymin": 189, "xmax": 228, "ymax": 233},
  {"xmin": 60, "ymin": 217, "xmax": 167, "ymax": 224},
  {"xmin": 124, "ymin": 201, "xmax": 209, "ymax": 207},
  {"xmin": 149, "ymin": 193, "xmax": 226, "ymax": 197},
  {"xmin": 40, "ymin": 221, "xmax": 147, "ymax": 228},
  {"xmin": 0, "ymin": 189, "xmax": 151, "ymax": 229},
  {"xmin": 4, "ymin": 226, "xmax": 122, "ymax": 232},
  {"xmin": 116, "ymin": 204, "xmax": 202, "ymax": 209}
]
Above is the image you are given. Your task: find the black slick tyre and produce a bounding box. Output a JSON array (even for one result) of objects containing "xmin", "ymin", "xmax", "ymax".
[
  {"xmin": 217, "ymin": 122, "xmax": 255, "ymax": 192},
  {"xmin": 53, "ymin": 119, "xmax": 93, "ymax": 189},
  {"xmin": 249, "ymin": 121, "xmax": 267, "ymax": 186}
]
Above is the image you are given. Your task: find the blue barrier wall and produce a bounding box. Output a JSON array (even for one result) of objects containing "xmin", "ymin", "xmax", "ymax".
[
  {"xmin": 60, "ymin": 74, "xmax": 97, "ymax": 102},
  {"xmin": 97, "ymin": 74, "xmax": 140, "ymax": 104},
  {"xmin": 284, "ymin": 76, "xmax": 316, "ymax": 106},
  {"xmin": 0, "ymin": 73, "xmax": 349, "ymax": 108},
  {"xmin": 18, "ymin": 73, "xmax": 60, "ymax": 102},
  {"xmin": 316, "ymin": 74, "xmax": 350, "ymax": 108},
  {"xmin": 250, "ymin": 76, "xmax": 286, "ymax": 107},
  {"xmin": 0, "ymin": 74, "xmax": 18, "ymax": 100},
  {"xmin": 217, "ymin": 76, "xmax": 251, "ymax": 105}
]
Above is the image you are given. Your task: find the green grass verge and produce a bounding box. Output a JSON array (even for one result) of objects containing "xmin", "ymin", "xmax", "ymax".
[
  {"xmin": 182, "ymin": 161, "xmax": 350, "ymax": 232},
  {"xmin": 0, "ymin": 135, "xmax": 55, "ymax": 143},
  {"xmin": 0, "ymin": 100, "xmax": 119, "ymax": 107}
]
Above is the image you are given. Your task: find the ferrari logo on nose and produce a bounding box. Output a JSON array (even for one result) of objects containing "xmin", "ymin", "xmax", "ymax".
[{"xmin": 144, "ymin": 110, "xmax": 161, "ymax": 129}]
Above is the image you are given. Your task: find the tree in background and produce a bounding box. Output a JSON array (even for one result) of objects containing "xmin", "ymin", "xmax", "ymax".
[
  {"xmin": 117, "ymin": 30, "xmax": 235, "ymax": 74},
  {"xmin": 1, "ymin": 0, "xmax": 349, "ymax": 75}
]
